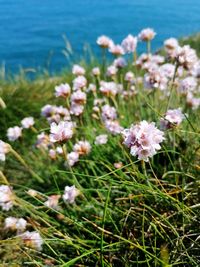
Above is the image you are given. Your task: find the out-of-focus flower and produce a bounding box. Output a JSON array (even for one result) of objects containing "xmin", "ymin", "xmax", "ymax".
[
  {"xmin": 100, "ymin": 81, "xmax": 118, "ymax": 97},
  {"xmin": 113, "ymin": 57, "xmax": 127, "ymax": 68},
  {"xmin": 48, "ymin": 149, "xmax": 57, "ymax": 160},
  {"xmin": 50, "ymin": 121, "xmax": 75, "ymax": 143},
  {"xmin": 21, "ymin": 231, "xmax": 43, "ymax": 251},
  {"xmin": 7, "ymin": 126, "xmax": 22, "ymax": 141},
  {"xmin": 101, "ymin": 104, "xmax": 117, "ymax": 121},
  {"xmin": 95, "ymin": 134, "xmax": 108, "ymax": 145},
  {"xmin": 73, "ymin": 141, "xmax": 91, "ymax": 156},
  {"xmin": 70, "ymin": 103, "xmax": 84, "ymax": 116},
  {"xmin": 62, "ymin": 185, "xmax": 80, "ymax": 204},
  {"xmin": 160, "ymin": 108, "xmax": 185, "ymax": 129},
  {"xmin": 109, "ymin": 44, "xmax": 124, "ymax": 56},
  {"xmin": 97, "ymin": 35, "xmax": 113, "ymax": 48},
  {"xmin": 178, "ymin": 76, "xmax": 197, "ymax": 95},
  {"xmin": 36, "ymin": 132, "xmax": 50, "ymax": 150},
  {"xmin": 114, "ymin": 162, "xmax": 123, "ymax": 169},
  {"xmin": 66, "ymin": 151, "xmax": 79, "ymax": 167},
  {"xmin": 144, "ymin": 67, "xmax": 168, "ymax": 90},
  {"xmin": 0, "ymin": 140, "xmax": 9, "ymax": 161},
  {"xmin": 27, "ymin": 189, "xmax": 38, "ymax": 197},
  {"xmin": 5, "ymin": 217, "xmax": 27, "ymax": 232},
  {"xmin": 72, "ymin": 64, "xmax": 85, "ymax": 76},
  {"xmin": 92, "ymin": 67, "xmax": 100, "ymax": 76},
  {"xmin": 0, "ymin": 185, "xmax": 14, "ymax": 211},
  {"xmin": 21, "ymin": 117, "xmax": 35, "ymax": 129},
  {"xmin": 105, "ymin": 120, "xmax": 123, "ymax": 135},
  {"xmin": 125, "ymin": 71, "xmax": 135, "ymax": 82},
  {"xmin": 55, "ymin": 83, "xmax": 71, "ymax": 98},
  {"xmin": 106, "ymin": 65, "xmax": 118, "ymax": 77},
  {"xmin": 87, "ymin": 83, "xmax": 96, "ymax": 93},
  {"xmin": 122, "ymin": 34, "xmax": 137, "ymax": 53},
  {"xmin": 175, "ymin": 45, "xmax": 198, "ymax": 70},
  {"xmin": 160, "ymin": 64, "xmax": 176, "ymax": 79},
  {"xmin": 164, "ymin": 38, "xmax": 179, "ymax": 58},
  {"xmin": 186, "ymin": 93, "xmax": 200, "ymax": 110},
  {"xmin": 122, "ymin": 120, "xmax": 164, "ymax": 161},
  {"xmin": 138, "ymin": 28, "xmax": 156, "ymax": 41},
  {"xmin": 73, "ymin": 76, "xmax": 87, "ymax": 90},
  {"xmin": 44, "ymin": 195, "xmax": 60, "ymax": 209},
  {"xmin": 71, "ymin": 90, "xmax": 87, "ymax": 105},
  {"xmin": 41, "ymin": 104, "xmax": 56, "ymax": 118}
]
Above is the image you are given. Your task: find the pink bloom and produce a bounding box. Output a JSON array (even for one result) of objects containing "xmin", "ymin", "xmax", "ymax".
[
  {"xmin": 109, "ymin": 44, "xmax": 124, "ymax": 56},
  {"xmin": 121, "ymin": 34, "xmax": 137, "ymax": 53},
  {"xmin": 62, "ymin": 185, "xmax": 80, "ymax": 204},
  {"xmin": 66, "ymin": 151, "xmax": 79, "ymax": 167},
  {"xmin": 161, "ymin": 108, "xmax": 185, "ymax": 129},
  {"xmin": 95, "ymin": 134, "xmax": 108, "ymax": 145},
  {"xmin": 7, "ymin": 126, "xmax": 22, "ymax": 141},
  {"xmin": 72, "ymin": 65, "xmax": 85, "ymax": 76},
  {"xmin": 0, "ymin": 185, "xmax": 14, "ymax": 211},
  {"xmin": 55, "ymin": 83, "xmax": 71, "ymax": 98},
  {"xmin": 73, "ymin": 76, "xmax": 87, "ymax": 90},
  {"xmin": 21, "ymin": 117, "xmax": 35, "ymax": 129},
  {"xmin": 105, "ymin": 120, "xmax": 123, "ymax": 135},
  {"xmin": 73, "ymin": 140, "xmax": 91, "ymax": 156},
  {"xmin": 97, "ymin": 35, "xmax": 113, "ymax": 48},
  {"xmin": 0, "ymin": 140, "xmax": 9, "ymax": 161},
  {"xmin": 21, "ymin": 231, "xmax": 43, "ymax": 251},
  {"xmin": 138, "ymin": 28, "xmax": 156, "ymax": 41},
  {"xmin": 50, "ymin": 121, "xmax": 75, "ymax": 143}
]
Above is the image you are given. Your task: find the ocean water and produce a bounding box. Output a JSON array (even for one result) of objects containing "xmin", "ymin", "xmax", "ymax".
[{"xmin": 0, "ymin": 0, "xmax": 200, "ymax": 73}]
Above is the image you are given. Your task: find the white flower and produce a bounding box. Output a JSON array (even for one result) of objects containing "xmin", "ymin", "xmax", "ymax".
[
  {"xmin": 106, "ymin": 65, "xmax": 118, "ymax": 77},
  {"xmin": 144, "ymin": 67, "xmax": 168, "ymax": 91},
  {"xmin": 105, "ymin": 120, "xmax": 124, "ymax": 135},
  {"xmin": 55, "ymin": 83, "xmax": 71, "ymax": 98},
  {"xmin": 71, "ymin": 90, "xmax": 87, "ymax": 105},
  {"xmin": 122, "ymin": 121, "xmax": 165, "ymax": 161},
  {"xmin": 0, "ymin": 185, "xmax": 14, "ymax": 211},
  {"xmin": 160, "ymin": 64, "xmax": 176, "ymax": 79},
  {"xmin": 73, "ymin": 141, "xmax": 91, "ymax": 155},
  {"xmin": 125, "ymin": 71, "xmax": 134, "ymax": 82},
  {"xmin": 50, "ymin": 121, "xmax": 75, "ymax": 143},
  {"xmin": 44, "ymin": 195, "xmax": 60, "ymax": 209},
  {"xmin": 161, "ymin": 108, "xmax": 185, "ymax": 129},
  {"xmin": 175, "ymin": 45, "xmax": 198, "ymax": 70},
  {"xmin": 164, "ymin": 38, "xmax": 179, "ymax": 50},
  {"xmin": 21, "ymin": 117, "xmax": 35, "ymax": 129},
  {"xmin": 7, "ymin": 126, "xmax": 22, "ymax": 141},
  {"xmin": 138, "ymin": 28, "xmax": 156, "ymax": 41},
  {"xmin": 186, "ymin": 93, "xmax": 200, "ymax": 110},
  {"xmin": 92, "ymin": 67, "xmax": 100, "ymax": 76},
  {"xmin": 0, "ymin": 140, "xmax": 9, "ymax": 161},
  {"xmin": 113, "ymin": 57, "xmax": 127, "ymax": 68},
  {"xmin": 6, "ymin": 217, "xmax": 27, "ymax": 232},
  {"xmin": 70, "ymin": 103, "xmax": 84, "ymax": 116},
  {"xmin": 66, "ymin": 151, "xmax": 79, "ymax": 167},
  {"xmin": 109, "ymin": 44, "xmax": 124, "ymax": 56},
  {"xmin": 95, "ymin": 134, "xmax": 108, "ymax": 145},
  {"xmin": 179, "ymin": 76, "xmax": 197, "ymax": 94},
  {"xmin": 62, "ymin": 185, "xmax": 80, "ymax": 204},
  {"xmin": 21, "ymin": 231, "xmax": 43, "ymax": 251},
  {"xmin": 73, "ymin": 76, "xmax": 87, "ymax": 90},
  {"xmin": 100, "ymin": 81, "xmax": 118, "ymax": 97},
  {"xmin": 72, "ymin": 65, "xmax": 85, "ymax": 76},
  {"xmin": 121, "ymin": 34, "xmax": 137, "ymax": 53},
  {"xmin": 41, "ymin": 104, "xmax": 56, "ymax": 117},
  {"xmin": 101, "ymin": 104, "xmax": 117, "ymax": 121},
  {"xmin": 97, "ymin": 35, "xmax": 113, "ymax": 48}
]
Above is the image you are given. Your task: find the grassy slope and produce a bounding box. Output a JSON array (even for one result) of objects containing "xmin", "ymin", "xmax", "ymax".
[{"xmin": 0, "ymin": 35, "xmax": 200, "ymax": 266}]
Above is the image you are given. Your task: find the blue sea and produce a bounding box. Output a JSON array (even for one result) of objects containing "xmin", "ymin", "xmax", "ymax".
[{"xmin": 0, "ymin": 0, "xmax": 200, "ymax": 73}]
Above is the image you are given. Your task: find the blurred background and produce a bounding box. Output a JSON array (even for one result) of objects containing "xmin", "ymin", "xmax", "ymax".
[{"xmin": 0, "ymin": 0, "xmax": 200, "ymax": 73}]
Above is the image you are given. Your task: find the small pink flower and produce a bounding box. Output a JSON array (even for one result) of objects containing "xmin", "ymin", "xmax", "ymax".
[
  {"xmin": 72, "ymin": 65, "xmax": 85, "ymax": 76},
  {"xmin": 73, "ymin": 140, "xmax": 91, "ymax": 156},
  {"xmin": 21, "ymin": 117, "xmax": 35, "ymax": 129},
  {"xmin": 122, "ymin": 34, "xmax": 137, "ymax": 53},
  {"xmin": 62, "ymin": 185, "xmax": 80, "ymax": 204},
  {"xmin": 55, "ymin": 83, "xmax": 71, "ymax": 98},
  {"xmin": 50, "ymin": 121, "xmax": 75, "ymax": 143},
  {"xmin": 138, "ymin": 28, "xmax": 156, "ymax": 41},
  {"xmin": 7, "ymin": 126, "xmax": 22, "ymax": 141},
  {"xmin": 97, "ymin": 35, "xmax": 113, "ymax": 48}
]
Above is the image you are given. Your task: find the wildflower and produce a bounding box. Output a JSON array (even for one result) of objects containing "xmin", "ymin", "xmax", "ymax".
[
  {"xmin": 94, "ymin": 134, "xmax": 108, "ymax": 145},
  {"xmin": 97, "ymin": 35, "xmax": 113, "ymax": 48},
  {"xmin": 114, "ymin": 162, "xmax": 123, "ymax": 169},
  {"xmin": 101, "ymin": 104, "xmax": 117, "ymax": 121},
  {"xmin": 175, "ymin": 45, "xmax": 198, "ymax": 70},
  {"xmin": 62, "ymin": 185, "xmax": 80, "ymax": 204},
  {"xmin": 73, "ymin": 141, "xmax": 91, "ymax": 156},
  {"xmin": 160, "ymin": 63, "xmax": 176, "ymax": 79},
  {"xmin": 161, "ymin": 108, "xmax": 185, "ymax": 129},
  {"xmin": 21, "ymin": 117, "xmax": 35, "ymax": 129},
  {"xmin": 0, "ymin": 140, "xmax": 9, "ymax": 161},
  {"xmin": 179, "ymin": 76, "xmax": 197, "ymax": 95},
  {"xmin": 144, "ymin": 67, "xmax": 168, "ymax": 90},
  {"xmin": 36, "ymin": 132, "xmax": 50, "ymax": 150},
  {"xmin": 125, "ymin": 71, "xmax": 134, "ymax": 82},
  {"xmin": 50, "ymin": 121, "xmax": 75, "ymax": 143},
  {"xmin": 71, "ymin": 90, "xmax": 87, "ymax": 105},
  {"xmin": 138, "ymin": 28, "xmax": 156, "ymax": 41},
  {"xmin": 73, "ymin": 75, "xmax": 87, "ymax": 90},
  {"xmin": 186, "ymin": 93, "xmax": 200, "ymax": 110},
  {"xmin": 55, "ymin": 83, "xmax": 71, "ymax": 98},
  {"xmin": 7, "ymin": 126, "xmax": 22, "ymax": 141},
  {"xmin": 113, "ymin": 57, "xmax": 127, "ymax": 68},
  {"xmin": 121, "ymin": 34, "xmax": 137, "ymax": 53},
  {"xmin": 44, "ymin": 195, "xmax": 60, "ymax": 209},
  {"xmin": 70, "ymin": 103, "xmax": 84, "ymax": 116},
  {"xmin": 41, "ymin": 104, "xmax": 56, "ymax": 118},
  {"xmin": 87, "ymin": 83, "xmax": 96, "ymax": 93},
  {"xmin": 72, "ymin": 64, "xmax": 85, "ymax": 76},
  {"xmin": 106, "ymin": 65, "xmax": 118, "ymax": 77},
  {"xmin": 109, "ymin": 44, "xmax": 124, "ymax": 56},
  {"xmin": 27, "ymin": 189, "xmax": 38, "ymax": 197},
  {"xmin": 92, "ymin": 67, "xmax": 100, "ymax": 76},
  {"xmin": 105, "ymin": 120, "xmax": 123, "ymax": 135},
  {"xmin": 100, "ymin": 81, "xmax": 118, "ymax": 97},
  {"xmin": 122, "ymin": 120, "xmax": 165, "ymax": 161},
  {"xmin": 164, "ymin": 38, "xmax": 179, "ymax": 58},
  {"xmin": 48, "ymin": 149, "xmax": 57, "ymax": 160},
  {"xmin": 21, "ymin": 231, "xmax": 43, "ymax": 251},
  {"xmin": 66, "ymin": 151, "xmax": 79, "ymax": 167},
  {"xmin": 5, "ymin": 217, "xmax": 27, "ymax": 232},
  {"xmin": 0, "ymin": 185, "xmax": 14, "ymax": 211}
]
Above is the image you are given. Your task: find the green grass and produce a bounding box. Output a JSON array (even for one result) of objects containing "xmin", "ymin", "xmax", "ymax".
[{"xmin": 0, "ymin": 35, "xmax": 200, "ymax": 266}]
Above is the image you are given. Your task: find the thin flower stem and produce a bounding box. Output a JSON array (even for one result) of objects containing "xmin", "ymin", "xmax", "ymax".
[{"xmin": 166, "ymin": 62, "xmax": 179, "ymax": 111}]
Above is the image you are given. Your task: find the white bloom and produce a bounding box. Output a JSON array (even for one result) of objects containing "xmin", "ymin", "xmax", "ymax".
[
  {"xmin": 113, "ymin": 57, "xmax": 127, "ymax": 68},
  {"xmin": 36, "ymin": 132, "xmax": 50, "ymax": 150},
  {"xmin": 41, "ymin": 104, "xmax": 56, "ymax": 117},
  {"xmin": 138, "ymin": 28, "xmax": 156, "ymax": 41},
  {"xmin": 106, "ymin": 65, "xmax": 118, "ymax": 77},
  {"xmin": 70, "ymin": 103, "xmax": 84, "ymax": 116},
  {"xmin": 144, "ymin": 67, "xmax": 168, "ymax": 90},
  {"xmin": 55, "ymin": 83, "xmax": 71, "ymax": 98},
  {"xmin": 101, "ymin": 104, "xmax": 117, "ymax": 121},
  {"xmin": 0, "ymin": 185, "xmax": 14, "ymax": 211},
  {"xmin": 72, "ymin": 64, "xmax": 85, "ymax": 76},
  {"xmin": 66, "ymin": 151, "xmax": 79, "ymax": 167},
  {"xmin": 92, "ymin": 67, "xmax": 100, "ymax": 76},
  {"xmin": 5, "ymin": 217, "xmax": 28, "ymax": 232},
  {"xmin": 161, "ymin": 108, "xmax": 185, "ymax": 129},
  {"xmin": 0, "ymin": 140, "xmax": 9, "ymax": 161},
  {"xmin": 109, "ymin": 44, "xmax": 124, "ymax": 56},
  {"xmin": 179, "ymin": 76, "xmax": 197, "ymax": 94},
  {"xmin": 105, "ymin": 120, "xmax": 123, "ymax": 135},
  {"xmin": 7, "ymin": 126, "xmax": 22, "ymax": 141},
  {"xmin": 95, "ymin": 134, "xmax": 108, "ymax": 145},
  {"xmin": 175, "ymin": 45, "xmax": 198, "ymax": 70},
  {"xmin": 71, "ymin": 90, "xmax": 86, "ymax": 105},
  {"xmin": 50, "ymin": 121, "xmax": 75, "ymax": 143},
  {"xmin": 164, "ymin": 38, "xmax": 179, "ymax": 50},
  {"xmin": 62, "ymin": 185, "xmax": 80, "ymax": 204},
  {"xmin": 186, "ymin": 93, "xmax": 200, "ymax": 110},
  {"xmin": 100, "ymin": 81, "xmax": 118, "ymax": 97},
  {"xmin": 97, "ymin": 35, "xmax": 113, "ymax": 48},
  {"xmin": 160, "ymin": 64, "xmax": 176, "ymax": 79},
  {"xmin": 122, "ymin": 121, "xmax": 165, "ymax": 161},
  {"xmin": 73, "ymin": 141, "xmax": 91, "ymax": 155},
  {"xmin": 122, "ymin": 34, "xmax": 137, "ymax": 53},
  {"xmin": 44, "ymin": 195, "xmax": 60, "ymax": 209},
  {"xmin": 21, "ymin": 231, "xmax": 43, "ymax": 251},
  {"xmin": 125, "ymin": 71, "xmax": 134, "ymax": 82},
  {"xmin": 21, "ymin": 117, "xmax": 35, "ymax": 129},
  {"xmin": 73, "ymin": 75, "xmax": 87, "ymax": 90}
]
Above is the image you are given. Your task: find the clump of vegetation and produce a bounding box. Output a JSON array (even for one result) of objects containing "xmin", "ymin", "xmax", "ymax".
[{"xmin": 0, "ymin": 29, "xmax": 200, "ymax": 266}]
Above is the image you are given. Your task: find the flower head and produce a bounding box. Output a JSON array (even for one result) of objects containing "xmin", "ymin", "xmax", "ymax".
[
  {"xmin": 21, "ymin": 117, "xmax": 35, "ymax": 129},
  {"xmin": 161, "ymin": 108, "xmax": 185, "ymax": 129},
  {"xmin": 138, "ymin": 28, "xmax": 156, "ymax": 41},
  {"xmin": 7, "ymin": 126, "xmax": 22, "ymax": 141},
  {"xmin": 72, "ymin": 65, "xmax": 85, "ymax": 76},
  {"xmin": 21, "ymin": 231, "xmax": 43, "ymax": 251},
  {"xmin": 97, "ymin": 35, "xmax": 113, "ymax": 48},
  {"xmin": 122, "ymin": 34, "xmax": 137, "ymax": 53},
  {"xmin": 0, "ymin": 185, "xmax": 14, "ymax": 211},
  {"xmin": 62, "ymin": 185, "xmax": 80, "ymax": 204},
  {"xmin": 95, "ymin": 134, "xmax": 108, "ymax": 145},
  {"xmin": 66, "ymin": 151, "xmax": 79, "ymax": 167},
  {"xmin": 0, "ymin": 140, "xmax": 9, "ymax": 161},
  {"xmin": 55, "ymin": 83, "xmax": 71, "ymax": 98},
  {"xmin": 50, "ymin": 121, "xmax": 75, "ymax": 143},
  {"xmin": 73, "ymin": 140, "xmax": 91, "ymax": 156}
]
